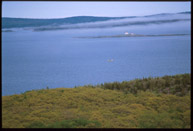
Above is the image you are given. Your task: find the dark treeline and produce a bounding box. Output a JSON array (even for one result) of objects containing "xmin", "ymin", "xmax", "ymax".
[{"xmin": 85, "ymin": 73, "xmax": 191, "ymax": 96}]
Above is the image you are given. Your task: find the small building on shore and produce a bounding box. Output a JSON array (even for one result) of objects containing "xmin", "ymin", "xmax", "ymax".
[{"xmin": 125, "ymin": 32, "xmax": 135, "ymax": 36}]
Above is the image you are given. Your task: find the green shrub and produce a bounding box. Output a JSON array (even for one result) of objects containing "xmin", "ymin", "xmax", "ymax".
[
  {"xmin": 27, "ymin": 121, "xmax": 46, "ymax": 128},
  {"xmin": 46, "ymin": 118, "xmax": 101, "ymax": 128}
]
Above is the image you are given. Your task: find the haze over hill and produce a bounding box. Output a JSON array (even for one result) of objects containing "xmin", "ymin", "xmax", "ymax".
[
  {"xmin": 2, "ymin": 16, "xmax": 134, "ymax": 29},
  {"xmin": 2, "ymin": 11, "xmax": 190, "ymax": 30}
]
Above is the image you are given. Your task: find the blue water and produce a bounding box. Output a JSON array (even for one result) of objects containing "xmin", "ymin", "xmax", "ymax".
[{"xmin": 2, "ymin": 20, "xmax": 191, "ymax": 96}]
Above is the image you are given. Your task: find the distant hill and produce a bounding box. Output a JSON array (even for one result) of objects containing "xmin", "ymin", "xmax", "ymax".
[
  {"xmin": 2, "ymin": 11, "xmax": 190, "ymax": 29},
  {"xmin": 178, "ymin": 11, "xmax": 191, "ymax": 14},
  {"xmin": 2, "ymin": 16, "xmax": 132, "ymax": 29}
]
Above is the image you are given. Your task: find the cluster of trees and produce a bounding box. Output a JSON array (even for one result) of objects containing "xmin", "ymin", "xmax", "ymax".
[
  {"xmin": 85, "ymin": 73, "xmax": 190, "ymax": 96},
  {"xmin": 2, "ymin": 73, "xmax": 190, "ymax": 128}
]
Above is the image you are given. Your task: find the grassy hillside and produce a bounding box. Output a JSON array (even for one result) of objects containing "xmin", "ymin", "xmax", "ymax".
[{"xmin": 2, "ymin": 74, "xmax": 191, "ymax": 128}]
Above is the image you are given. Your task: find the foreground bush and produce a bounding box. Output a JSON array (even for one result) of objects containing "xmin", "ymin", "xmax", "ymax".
[{"xmin": 26, "ymin": 118, "xmax": 101, "ymax": 128}]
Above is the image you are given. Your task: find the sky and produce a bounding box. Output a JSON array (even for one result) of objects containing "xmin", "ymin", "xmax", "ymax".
[{"xmin": 2, "ymin": 1, "xmax": 191, "ymax": 19}]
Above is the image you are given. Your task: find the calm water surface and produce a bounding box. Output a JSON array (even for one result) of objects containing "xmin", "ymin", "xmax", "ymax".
[{"xmin": 2, "ymin": 20, "xmax": 191, "ymax": 96}]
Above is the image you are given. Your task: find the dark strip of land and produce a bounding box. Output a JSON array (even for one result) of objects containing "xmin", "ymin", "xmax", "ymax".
[{"xmin": 77, "ymin": 34, "xmax": 190, "ymax": 39}]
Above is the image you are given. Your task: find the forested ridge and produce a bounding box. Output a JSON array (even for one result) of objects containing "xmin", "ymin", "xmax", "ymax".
[
  {"xmin": 2, "ymin": 73, "xmax": 191, "ymax": 128},
  {"xmin": 2, "ymin": 16, "xmax": 128, "ymax": 29},
  {"xmin": 2, "ymin": 11, "xmax": 190, "ymax": 29}
]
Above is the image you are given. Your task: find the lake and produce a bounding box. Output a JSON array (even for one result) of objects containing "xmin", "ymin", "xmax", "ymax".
[{"xmin": 2, "ymin": 16, "xmax": 191, "ymax": 96}]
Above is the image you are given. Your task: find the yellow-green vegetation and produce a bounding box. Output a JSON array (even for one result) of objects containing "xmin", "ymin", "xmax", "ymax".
[{"xmin": 2, "ymin": 74, "xmax": 190, "ymax": 128}]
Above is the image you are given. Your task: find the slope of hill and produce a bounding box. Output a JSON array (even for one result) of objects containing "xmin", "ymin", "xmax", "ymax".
[
  {"xmin": 2, "ymin": 16, "xmax": 130, "ymax": 29},
  {"xmin": 2, "ymin": 11, "xmax": 190, "ymax": 29},
  {"xmin": 2, "ymin": 73, "xmax": 190, "ymax": 128}
]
